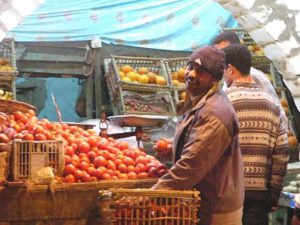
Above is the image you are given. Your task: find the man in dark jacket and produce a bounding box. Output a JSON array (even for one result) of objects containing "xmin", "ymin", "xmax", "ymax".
[{"xmin": 152, "ymin": 46, "xmax": 244, "ymax": 225}]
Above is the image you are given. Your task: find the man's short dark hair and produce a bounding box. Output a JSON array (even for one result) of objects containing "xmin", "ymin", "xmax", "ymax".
[
  {"xmin": 213, "ymin": 31, "xmax": 240, "ymax": 45},
  {"xmin": 223, "ymin": 44, "xmax": 252, "ymax": 75}
]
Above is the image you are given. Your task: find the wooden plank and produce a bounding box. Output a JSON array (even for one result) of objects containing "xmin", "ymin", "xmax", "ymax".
[
  {"xmin": 20, "ymin": 48, "xmax": 88, "ymax": 62},
  {"xmin": 17, "ymin": 61, "xmax": 89, "ymax": 75},
  {"xmin": 86, "ymin": 75, "xmax": 94, "ymax": 119}
]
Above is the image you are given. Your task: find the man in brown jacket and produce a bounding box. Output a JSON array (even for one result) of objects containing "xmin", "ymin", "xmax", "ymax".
[{"xmin": 152, "ymin": 46, "xmax": 244, "ymax": 225}]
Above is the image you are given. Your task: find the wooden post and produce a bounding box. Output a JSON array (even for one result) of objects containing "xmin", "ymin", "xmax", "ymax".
[{"xmin": 94, "ymin": 48, "xmax": 102, "ymax": 118}]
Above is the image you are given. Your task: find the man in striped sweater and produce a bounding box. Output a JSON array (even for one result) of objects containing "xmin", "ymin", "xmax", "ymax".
[{"xmin": 223, "ymin": 44, "xmax": 289, "ymax": 225}]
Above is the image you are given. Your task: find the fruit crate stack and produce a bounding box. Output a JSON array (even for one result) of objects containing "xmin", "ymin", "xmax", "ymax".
[
  {"xmin": 222, "ymin": 28, "xmax": 271, "ymax": 73},
  {"xmin": 12, "ymin": 140, "xmax": 64, "ymax": 180},
  {"xmin": 163, "ymin": 57, "xmax": 188, "ymax": 104},
  {"xmin": 0, "ymin": 38, "xmax": 18, "ymax": 100},
  {"xmin": 99, "ymin": 188, "xmax": 200, "ymax": 225},
  {"xmin": 106, "ymin": 55, "xmax": 176, "ymax": 117}
]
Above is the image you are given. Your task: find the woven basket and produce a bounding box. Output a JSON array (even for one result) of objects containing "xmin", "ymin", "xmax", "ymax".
[{"xmin": 0, "ymin": 99, "xmax": 36, "ymax": 115}]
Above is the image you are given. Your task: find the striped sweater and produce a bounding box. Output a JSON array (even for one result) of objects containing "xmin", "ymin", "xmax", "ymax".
[{"xmin": 226, "ymin": 82, "xmax": 289, "ymax": 200}]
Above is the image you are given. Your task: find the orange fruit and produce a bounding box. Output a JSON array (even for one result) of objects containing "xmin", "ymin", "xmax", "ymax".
[
  {"xmin": 147, "ymin": 72, "xmax": 156, "ymax": 83},
  {"xmin": 121, "ymin": 65, "xmax": 133, "ymax": 74},
  {"xmin": 137, "ymin": 67, "xmax": 149, "ymax": 75},
  {"xmin": 155, "ymin": 75, "xmax": 167, "ymax": 85},
  {"xmin": 126, "ymin": 72, "xmax": 138, "ymax": 81},
  {"xmin": 137, "ymin": 74, "xmax": 149, "ymax": 84},
  {"xmin": 177, "ymin": 68, "xmax": 186, "ymax": 79}
]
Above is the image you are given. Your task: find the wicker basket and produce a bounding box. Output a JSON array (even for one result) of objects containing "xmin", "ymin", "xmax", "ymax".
[
  {"xmin": 12, "ymin": 140, "xmax": 64, "ymax": 180},
  {"xmin": 99, "ymin": 188, "xmax": 201, "ymax": 225},
  {"xmin": 0, "ymin": 99, "xmax": 36, "ymax": 114},
  {"xmin": 110, "ymin": 55, "xmax": 172, "ymax": 91}
]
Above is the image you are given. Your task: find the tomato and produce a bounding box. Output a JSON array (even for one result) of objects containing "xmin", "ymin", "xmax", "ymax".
[
  {"xmin": 71, "ymin": 143, "xmax": 78, "ymax": 151},
  {"xmin": 107, "ymin": 153, "xmax": 116, "ymax": 161},
  {"xmin": 127, "ymin": 172, "xmax": 137, "ymax": 179},
  {"xmin": 157, "ymin": 164, "xmax": 168, "ymax": 171},
  {"xmin": 102, "ymin": 173, "xmax": 112, "ymax": 180},
  {"xmin": 135, "ymin": 156, "xmax": 148, "ymax": 165},
  {"xmin": 78, "ymin": 141, "xmax": 91, "ymax": 154},
  {"xmin": 123, "ymin": 157, "xmax": 135, "ymax": 166},
  {"xmin": 35, "ymin": 133, "xmax": 47, "ymax": 141},
  {"xmin": 79, "ymin": 161, "xmax": 89, "ymax": 171},
  {"xmin": 106, "ymin": 169, "xmax": 115, "ymax": 177},
  {"xmin": 118, "ymin": 173, "xmax": 128, "ymax": 180},
  {"xmin": 64, "ymin": 155, "xmax": 73, "ymax": 165},
  {"xmin": 94, "ymin": 156, "xmax": 107, "ymax": 167},
  {"xmin": 80, "ymin": 157, "xmax": 90, "ymax": 164},
  {"xmin": 137, "ymin": 172, "xmax": 149, "ymax": 179},
  {"xmin": 127, "ymin": 165, "xmax": 135, "ymax": 172},
  {"xmin": 156, "ymin": 139, "xmax": 168, "ymax": 152},
  {"xmin": 148, "ymin": 167, "xmax": 159, "ymax": 178},
  {"xmin": 88, "ymin": 136, "xmax": 100, "ymax": 147},
  {"xmin": 118, "ymin": 164, "xmax": 127, "ymax": 173},
  {"xmin": 14, "ymin": 111, "xmax": 23, "ymax": 121},
  {"xmin": 93, "ymin": 167, "xmax": 105, "ymax": 179},
  {"xmin": 135, "ymin": 163, "xmax": 147, "ymax": 174},
  {"xmin": 64, "ymin": 164, "xmax": 76, "ymax": 175},
  {"xmin": 71, "ymin": 155, "xmax": 80, "ymax": 168},
  {"xmin": 97, "ymin": 138, "xmax": 108, "ymax": 150},
  {"xmin": 86, "ymin": 166, "xmax": 95, "ymax": 175},
  {"xmin": 27, "ymin": 109, "xmax": 36, "ymax": 117},
  {"xmin": 117, "ymin": 141, "xmax": 129, "ymax": 151},
  {"xmin": 87, "ymin": 151, "xmax": 97, "ymax": 162},
  {"xmin": 106, "ymin": 160, "xmax": 116, "ymax": 171},
  {"xmin": 64, "ymin": 174, "xmax": 76, "ymax": 183},
  {"xmin": 23, "ymin": 133, "xmax": 34, "ymax": 141},
  {"xmin": 123, "ymin": 149, "xmax": 137, "ymax": 160},
  {"xmin": 65, "ymin": 146, "xmax": 75, "ymax": 156},
  {"xmin": 114, "ymin": 158, "xmax": 123, "ymax": 167},
  {"xmin": 74, "ymin": 169, "xmax": 84, "ymax": 179},
  {"xmin": 81, "ymin": 171, "xmax": 91, "ymax": 182}
]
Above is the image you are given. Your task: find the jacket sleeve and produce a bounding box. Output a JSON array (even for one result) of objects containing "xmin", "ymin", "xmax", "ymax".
[
  {"xmin": 152, "ymin": 114, "xmax": 232, "ymax": 190},
  {"xmin": 270, "ymin": 116, "xmax": 290, "ymax": 204}
]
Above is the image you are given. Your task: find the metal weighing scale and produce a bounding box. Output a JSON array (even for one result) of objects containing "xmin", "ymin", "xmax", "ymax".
[{"xmin": 99, "ymin": 113, "xmax": 168, "ymax": 148}]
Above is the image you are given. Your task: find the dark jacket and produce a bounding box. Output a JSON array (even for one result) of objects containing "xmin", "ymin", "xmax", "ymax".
[{"xmin": 152, "ymin": 86, "xmax": 244, "ymax": 225}]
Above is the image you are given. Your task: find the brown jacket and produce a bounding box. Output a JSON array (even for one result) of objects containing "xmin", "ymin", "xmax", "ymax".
[{"xmin": 152, "ymin": 85, "xmax": 244, "ymax": 225}]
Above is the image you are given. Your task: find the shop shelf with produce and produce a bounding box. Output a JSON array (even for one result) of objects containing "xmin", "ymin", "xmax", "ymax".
[{"xmin": 99, "ymin": 188, "xmax": 200, "ymax": 225}]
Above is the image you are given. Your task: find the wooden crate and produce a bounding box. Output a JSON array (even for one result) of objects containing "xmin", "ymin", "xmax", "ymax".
[
  {"xmin": 110, "ymin": 55, "xmax": 172, "ymax": 91},
  {"xmin": 0, "ymin": 72, "xmax": 18, "ymax": 99},
  {"xmin": 222, "ymin": 28, "xmax": 271, "ymax": 73},
  {"xmin": 0, "ymin": 38, "xmax": 16, "ymax": 69},
  {"xmin": 12, "ymin": 140, "xmax": 64, "ymax": 180},
  {"xmin": 99, "ymin": 188, "xmax": 200, "ymax": 225},
  {"xmin": 112, "ymin": 89, "xmax": 176, "ymax": 117}
]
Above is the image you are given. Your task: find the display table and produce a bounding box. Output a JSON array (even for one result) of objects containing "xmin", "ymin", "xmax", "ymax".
[{"xmin": 0, "ymin": 179, "xmax": 157, "ymax": 225}]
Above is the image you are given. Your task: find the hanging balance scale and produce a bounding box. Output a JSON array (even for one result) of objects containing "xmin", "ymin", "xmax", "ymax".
[{"xmin": 99, "ymin": 112, "xmax": 168, "ymax": 148}]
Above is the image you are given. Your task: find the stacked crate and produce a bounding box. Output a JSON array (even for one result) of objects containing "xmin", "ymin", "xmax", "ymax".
[
  {"xmin": 106, "ymin": 55, "xmax": 176, "ymax": 117},
  {"xmin": 0, "ymin": 38, "xmax": 18, "ymax": 100},
  {"xmin": 223, "ymin": 28, "xmax": 271, "ymax": 73},
  {"xmin": 163, "ymin": 57, "xmax": 188, "ymax": 105}
]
